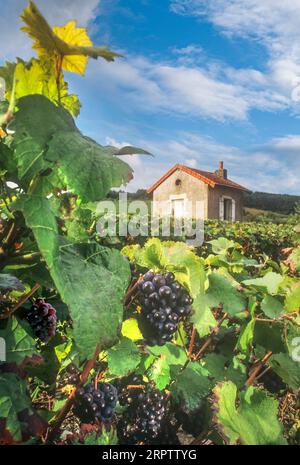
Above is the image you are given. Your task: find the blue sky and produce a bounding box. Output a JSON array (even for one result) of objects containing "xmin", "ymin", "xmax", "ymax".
[{"xmin": 1, "ymin": 0, "xmax": 300, "ymax": 194}]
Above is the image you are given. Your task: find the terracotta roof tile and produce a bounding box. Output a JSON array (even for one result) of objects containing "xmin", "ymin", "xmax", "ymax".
[{"xmin": 148, "ymin": 164, "xmax": 250, "ymax": 193}]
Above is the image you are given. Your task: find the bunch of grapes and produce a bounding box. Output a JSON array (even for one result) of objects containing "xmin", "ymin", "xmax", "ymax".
[
  {"xmin": 138, "ymin": 271, "xmax": 193, "ymax": 346},
  {"xmin": 118, "ymin": 384, "xmax": 169, "ymax": 444},
  {"xmin": 26, "ymin": 299, "xmax": 57, "ymax": 343},
  {"xmin": 74, "ymin": 382, "xmax": 118, "ymax": 424},
  {"xmin": 57, "ymin": 363, "xmax": 80, "ymax": 389}
]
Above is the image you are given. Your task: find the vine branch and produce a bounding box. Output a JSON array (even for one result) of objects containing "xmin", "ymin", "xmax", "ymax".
[{"xmin": 46, "ymin": 343, "xmax": 101, "ymax": 443}]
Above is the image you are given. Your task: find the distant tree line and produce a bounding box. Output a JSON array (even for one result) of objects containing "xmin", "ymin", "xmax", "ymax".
[
  {"xmin": 243, "ymin": 191, "xmax": 300, "ymax": 214},
  {"xmin": 108, "ymin": 190, "xmax": 299, "ymax": 215}
]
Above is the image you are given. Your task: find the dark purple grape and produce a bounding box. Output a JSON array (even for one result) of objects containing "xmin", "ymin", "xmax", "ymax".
[
  {"xmin": 165, "ymin": 272, "xmax": 175, "ymax": 284},
  {"xmin": 142, "ymin": 281, "xmax": 155, "ymax": 294},
  {"xmin": 144, "ymin": 271, "xmax": 155, "ymax": 281},
  {"xmin": 158, "ymin": 286, "xmax": 172, "ymax": 298},
  {"xmin": 152, "ymin": 275, "xmax": 166, "ymax": 288}
]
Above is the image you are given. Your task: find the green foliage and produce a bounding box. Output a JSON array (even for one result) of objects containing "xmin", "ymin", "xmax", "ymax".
[
  {"xmin": 170, "ymin": 363, "xmax": 211, "ymax": 412},
  {"xmin": 0, "ymin": 318, "xmax": 38, "ymax": 365},
  {"xmin": 213, "ymin": 381, "xmax": 287, "ymax": 445},
  {"xmin": 107, "ymin": 337, "xmax": 141, "ymax": 377}
]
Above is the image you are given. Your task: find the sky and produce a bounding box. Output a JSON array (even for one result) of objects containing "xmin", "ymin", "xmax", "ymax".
[{"xmin": 1, "ymin": 0, "xmax": 300, "ymax": 194}]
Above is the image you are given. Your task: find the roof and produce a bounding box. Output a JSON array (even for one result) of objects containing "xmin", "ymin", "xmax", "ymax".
[{"xmin": 147, "ymin": 164, "xmax": 250, "ymax": 193}]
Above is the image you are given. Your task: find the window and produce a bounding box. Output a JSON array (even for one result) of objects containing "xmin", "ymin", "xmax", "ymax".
[
  {"xmin": 175, "ymin": 179, "xmax": 182, "ymax": 187},
  {"xmin": 224, "ymin": 198, "xmax": 233, "ymax": 220},
  {"xmin": 219, "ymin": 196, "xmax": 236, "ymax": 221}
]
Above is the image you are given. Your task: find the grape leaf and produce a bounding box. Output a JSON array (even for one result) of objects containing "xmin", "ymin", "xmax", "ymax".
[
  {"xmin": 15, "ymin": 60, "xmax": 80, "ymax": 116},
  {"xmin": 0, "ymin": 317, "xmax": 38, "ymax": 365},
  {"xmin": 121, "ymin": 318, "xmax": 143, "ymax": 342},
  {"xmin": 0, "ymin": 274, "xmax": 24, "ymax": 292},
  {"xmin": 10, "ymin": 95, "xmax": 133, "ymax": 200},
  {"xmin": 170, "ymin": 362, "xmax": 211, "ymax": 412},
  {"xmin": 237, "ymin": 319, "xmax": 255, "ymax": 354},
  {"xmin": 14, "ymin": 194, "xmax": 131, "ymax": 359},
  {"xmin": 261, "ymin": 295, "xmax": 285, "ymax": 318},
  {"xmin": 107, "ymin": 337, "xmax": 141, "ymax": 377},
  {"xmin": 148, "ymin": 343, "xmax": 187, "ymax": 390},
  {"xmin": 208, "ymin": 237, "xmax": 238, "ymax": 255},
  {"xmin": 242, "ymin": 272, "xmax": 284, "ymax": 295},
  {"xmin": 20, "ymin": 1, "xmax": 121, "ymax": 75},
  {"xmin": 268, "ymin": 353, "xmax": 300, "ymax": 390},
  {"xmin": 114, "ymin": 146, "xmax": 152, "ymax": 156},
  {"xmin": 124, "ymin": 239, "xmax": 205, "ymax": 298},
  {"xmin": 10, "ymin": 95, "xmax": 76, "ymax": 184},
  {"xmin": 46, "ymin": 131, "xmax": 133, "ymax": 202},
  {"xmin": 203, "ymin": 353, "xmax": 246, "ymax": 387},
  {"xmin": 213, "ymin": 381, "xmax": 287, "ymax": 445},
  {"xmin": 206, "ymin": 272, "xmax": 246, "ymax": 315},
  {"xmin": 285, "ymin": 283, "xmax": 300, "ymax": 313},
  {"xmin": 0, "ymin": 372, "xmax": 45, "ymax": 443}
]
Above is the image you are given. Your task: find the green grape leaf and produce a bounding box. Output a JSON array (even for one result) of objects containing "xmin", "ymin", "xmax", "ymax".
[
  {"xmin": 206, "ymin": 272, "xmax": 246, "ymax": 315},
  {"xmin": 285, "ymin": 283, "xmax": 300, "ymax": 313},
  {"xmin": 213, "ymin": 381, "xmax": 287, "ymax": 445},
  {"xmin": 170, "ymin": 362, "xmax": 211, "ymax": 412},
  {"xmin": 254, "ymin": 322, "xmax": 286, "ymax": 354},
  {"xmin": 0, "ymin": 274, "xmax": 24, "ymax": 292},
  {"xmin": 261, "ymin": 295, "xmax": 285, "ymax": 318},
  {"xmin": 0, "ymin": 372, "xmax": 46, "ymax": 443},
  {"xmin": 237, "ymin": 318, "xmax": 255, "ymax": 353},
  {"xmin": 268, "ymin": 353, "xmax": 300, "ymax": 390},
  {"xmin": 148, "ymin": 344, "xmax": 187, "ymax": 390},
  {"xmin": 10, "ymin": 95, "xmax": 76, "ymax": 184},
  {"xmin": 192, "ymin": 296, "xmax": 217, "ymax": 338},
  {"xmin": 203, "ymin": 353, "xmax": 246, "ymax": 387},
  {"xmin": 107, "ymin": 337, "xmax": 141, "ymax": 377},
  {"xmin": 46, "ymin": 131, "xmax": 133, "ymax": 202},
  {"xmin": 124, "ymin": 239, "xmax": 205, "ymax": 298},
  {"xmin": 10, "ymin": 95, "xmax": 133, "ymax": 200},
  {"xmin": 0, "ymin": 317, "xmax": 38, "ymax": 365},
  {"xmin": 208, "ymin": 237, "xmax": 239, "ymax": 255},
  {"xmin": 112, "ymin": 146, "xmax": 152, "ymax": 156},
  {"xmin": 14, "ymin": 194, "xmax": 131, "ymax": 359},
  {"xmin": 242, "ymin": 272, "xmax": 284, "ymax": 295}
]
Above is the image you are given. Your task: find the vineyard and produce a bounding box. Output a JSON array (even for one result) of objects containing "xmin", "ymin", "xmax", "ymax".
[{"xmin": 0, "ymin": 2, "xmax": 299, "ymax": 447}]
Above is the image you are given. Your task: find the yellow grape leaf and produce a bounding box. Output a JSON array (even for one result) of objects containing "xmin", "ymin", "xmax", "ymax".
[
  {"xmin": 53, "ymin": 21, "xmax": 92, "ymax": 75},
  {"xmin": 20, "ymin": 1, "xmax": 122, "ymax": 75},
  {"xmin": 0, "ymin": 127, "xmax": 6, "ymax": 138},
  {"xmin": 14, "ymin": 60, "xmax": 80, "ymax": 116},
  {"xmin": 15, "ymin": 61, "xmax": 44, "ymax": 97}
]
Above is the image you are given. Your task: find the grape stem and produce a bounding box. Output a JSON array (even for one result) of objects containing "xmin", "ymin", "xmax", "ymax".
[
  {"xmin": 188, "ymin": 326, "xmax": 197, "ymax": 359},
  {"xmin": 193, "ymin": 313, "xmax": 228, "ymax": 361},
  {"xmin": 124, "ymin": 276, "xmax": 143, "ymax": 305},
  {"xmin": 0, "ymin": 283, "xmax": 40, "ymax": 320},
  {"xmin": 245, "ymin": 351, "xmax": 273, "ymax": 386}
]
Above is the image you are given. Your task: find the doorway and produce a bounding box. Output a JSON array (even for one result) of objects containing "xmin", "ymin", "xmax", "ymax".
[{"xmin": 172, "ymin": 199, "xmax": 185, "ymax": 218}]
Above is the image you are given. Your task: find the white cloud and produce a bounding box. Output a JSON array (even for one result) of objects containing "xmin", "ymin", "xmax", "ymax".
[
  {"xmin": 0, "ymin": 0, "xmax": 101, "ymax": 61},
  {"xmin": 107, "ymin": 132, "xmax": 300, "ymax": 194},
  {"xmin": 86, "ymin": 54, "xmax": 289, "ymax": 121}
]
